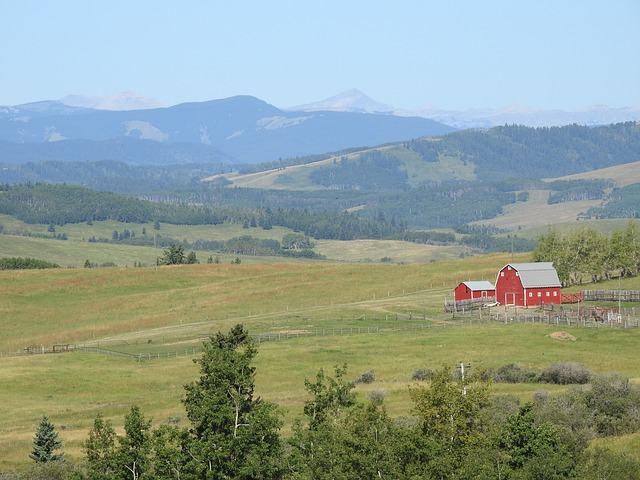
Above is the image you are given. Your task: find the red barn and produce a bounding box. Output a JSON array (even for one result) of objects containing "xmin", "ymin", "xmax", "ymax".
[
  {"xmin": 495, "ymin": 262, "xmax": 561, "ymax": 307},
  {"xmin": 454, "ymin": 281, "xmax": 496, "ymax": 302}
]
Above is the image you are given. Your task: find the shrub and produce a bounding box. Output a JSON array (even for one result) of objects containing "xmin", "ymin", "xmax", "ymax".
[
  {"xmin": 492, "ymin": 363, "xmax": 539, "ymax": 383},
  {"xmin": 355, "ymin": 370, "xmax": 375, "ymax": 384},
  {"xmin": 411, "ymin": 368, "xmax": 434, "ymax": 381},
  {"xmin": 368, "ymin": 390, "xmax": 385, "ymax": 405},
  {"xmin": 539, "ymin": 362, "xmax": 591, "ymax": 385}
]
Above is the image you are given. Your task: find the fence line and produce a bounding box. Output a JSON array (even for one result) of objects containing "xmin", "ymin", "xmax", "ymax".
[
  {"xmin": 582, "ymin": 290, "xmax": 640, "ymax": 302},
  {"xmin": 445, "ymin": 296, "xmax": 497, "ymax": 313},
  {"xmin": 5, "ymin": 308, "xmax": 640, "ymax": 359}
]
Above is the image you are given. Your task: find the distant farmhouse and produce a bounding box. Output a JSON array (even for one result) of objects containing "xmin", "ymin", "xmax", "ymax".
[
  {"xmin": 453, "ymin": 281, "xmax": 496, "ymax": 302},
  {"xmin": 495, "ymin": 262, "xmax": 561, "ymax": 307}
]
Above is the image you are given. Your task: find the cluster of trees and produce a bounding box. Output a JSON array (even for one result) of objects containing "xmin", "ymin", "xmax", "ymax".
[
  {"xmin": 18, "ymin": 325, "xmax": 640, "ymax": 479},
  {"xmin": 0, "ymin": 160, "xmax": 228, "ymax": 194},
  {"xmin": 309, "ymin": 152, "xmax": 409, "ymax": 190},
  {"xmin": 586, "ymin": 183, "xmax": 640, "ymax": 220},
  {"xmin": 546, "ymin": 179, "xmax": 612, "ymax": 205},
  {"xmin": 532, "ymin": 221, "xmax": 640, "ymax": 286},
  {"xmin": 158, "ymin": 244, "xmax": 199, "ymax": 265},
  {"xmin": 0, "ymin": 257, "xmax": 60, "ymax": 270}
]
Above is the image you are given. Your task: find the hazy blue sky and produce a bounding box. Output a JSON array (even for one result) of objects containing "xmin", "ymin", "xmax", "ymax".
[{"xmin": 2, "ymin": 0, "xmax": 638, "ymax": 110}]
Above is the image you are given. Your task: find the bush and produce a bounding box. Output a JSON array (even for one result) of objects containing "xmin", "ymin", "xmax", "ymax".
[
  {"xmin": 539, "ymin": 362, "xmax": 591, "ymax": 385},
  {"xmin": 368, "ymin": 390, "xmax": 385, "ymax": 405},
  {"xmin": 411, "ymin": 368, "xmax": 434, "ymax": 381},
  {"xmin": 492, "ymin": 363, "xmax": 539, "ymax": 383},
  {"xmin": 355, "ymin": 370, "xmax": 375, "ymax": 384}
]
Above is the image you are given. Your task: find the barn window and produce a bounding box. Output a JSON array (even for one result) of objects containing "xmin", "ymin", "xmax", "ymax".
[
  {"xmin": 529, "ymin": 292, "xmax": 533, "ymax": 297},
  {"xmin": 553, "ymin": 292, "xmax": 558, "ymax": 296},
  {"xmin": 516, "ymin": 272, "xmax": 519, "ymax": 276},
  {"xmin": 546, "ymin": 292, "xmax": 550, "ymax": 297},
  {"xmin": 501, "ymin": 272, "xmax": 504, "ymax": 277},
  {"xmin": 538, "ymin": 292, "xmax": 542, "ymax": 297}
]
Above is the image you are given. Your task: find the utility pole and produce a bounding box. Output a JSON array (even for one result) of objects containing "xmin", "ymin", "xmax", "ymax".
[{"xmin": 458, "ymin": 361, "xmax": 470, "ymax": 395}]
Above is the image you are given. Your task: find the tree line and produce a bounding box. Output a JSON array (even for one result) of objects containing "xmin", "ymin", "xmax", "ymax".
[
  {"xmin": 16, "ymin": 324, "xmax": 640, "ymax": 479},
  {"xmin": 532, "ymin": 221, "xmax": 640, "ymax": 286},
  {"xmin": 0, "ymin": 257, "xmax": 60, "ymax": 270}
]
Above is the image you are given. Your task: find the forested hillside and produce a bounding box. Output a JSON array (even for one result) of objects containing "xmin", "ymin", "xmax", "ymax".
[
  {"xmin": 235, "ymin": 121, "xmax": 640, "ymax": 182},
  {"xmin": 2, "ymin": 123, "xmax": 638, "ymax": 231},
  {"xmin": 0, "ymin": 184, "xmax": 536, "ymax": 253}
]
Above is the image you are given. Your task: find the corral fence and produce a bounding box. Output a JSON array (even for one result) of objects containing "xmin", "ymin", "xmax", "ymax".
[
  {"xmin": 484, "ymin": 302, "xmax": 639, "ymax": 328},
  {"xmin": 447, "ymin": 290, "xmax": 640, "ymax": 312},
  {"xmin": 78, "ymin": 346, "xmax": 204, "ymax": 361},
  {"xmin": 582, "ymin": 290, "xmax": 640, "ymax": 302},
  {"xmin": 444, "ymin": 296, "xmax": 497, "ymax": 313}
]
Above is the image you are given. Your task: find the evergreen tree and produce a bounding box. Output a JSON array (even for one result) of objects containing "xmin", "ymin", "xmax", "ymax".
[
  {"xmin": 186, "ymin": 251, "xmax": 198, "ymax": 264},
  {"xmin": 29, "ymin": 415, "xmax": 64, "ymax": 463},
  {"xmin": 160, "ymin": 244, "xmax": 186, "ymax": 265}
]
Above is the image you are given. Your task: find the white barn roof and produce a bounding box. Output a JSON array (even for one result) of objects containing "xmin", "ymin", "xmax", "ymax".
[
  {"xmin": 504, "ymin": 262, "xmax": 561, "ymax": 288},
  {"xmin": 461, "ymin": 280, "xmax": 495, "ymax": 291}
]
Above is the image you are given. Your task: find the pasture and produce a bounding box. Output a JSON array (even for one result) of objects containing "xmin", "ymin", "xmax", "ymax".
[{"xmin": 2, "ymin": 253, "xmax": 640, "ymax": 469}]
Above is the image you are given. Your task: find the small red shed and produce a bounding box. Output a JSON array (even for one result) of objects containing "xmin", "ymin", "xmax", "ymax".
[
  {"xmin": 495, "ymin": 262, "xmax": 561, "ymax": 307},
  {"xmin": 454, "ymin": 281, "xmax": 496, "ymax": 302}
]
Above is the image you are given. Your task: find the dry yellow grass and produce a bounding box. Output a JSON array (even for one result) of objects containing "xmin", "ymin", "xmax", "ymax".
[{"xmin": 551, "ymin": 160, "xmax": 640, "ymax": 187}]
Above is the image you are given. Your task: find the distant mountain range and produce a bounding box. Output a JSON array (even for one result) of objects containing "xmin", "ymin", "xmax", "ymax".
[
  {"xmin": 291, "ymin": 89, "xmax": 640, "ymax": 128},
  {"xmin": 2, "ymin": 90, "xmax": 639, "ymax": 169},
  {"xmin": 0, "ymin": 95, "xmax": 453, "ymax": 165}
]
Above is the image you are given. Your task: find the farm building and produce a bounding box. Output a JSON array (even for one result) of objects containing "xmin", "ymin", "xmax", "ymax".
[
  {"xmin": 495, "ymin": 262, "xmax": 561, "ymax": 307},
  {"xmin": 454, "ymin": 281, "xmax": 496, "ymax": 302}
]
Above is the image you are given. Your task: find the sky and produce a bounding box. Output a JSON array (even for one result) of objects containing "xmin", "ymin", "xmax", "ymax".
[{"xmin": 1, "ymin": 1, "xmax": 639, "ymax": 111}]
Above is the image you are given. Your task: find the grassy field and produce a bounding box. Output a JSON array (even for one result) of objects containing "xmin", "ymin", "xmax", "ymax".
[
  {"xmin": 552, "ymin": 160, "xmax": 640, "ymax": 187},
  {"xmin": 1, "ymin": 251, "xmax": 640, "ymax": 469},
  {"xmin": 0, "ymin": 214, "xmax": 471, "ymax": 267}
]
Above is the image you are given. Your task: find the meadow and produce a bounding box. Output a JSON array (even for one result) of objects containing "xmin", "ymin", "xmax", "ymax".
[{"xmin": 2, "ymin": 249, "xmax": 640, "ymax": 469}]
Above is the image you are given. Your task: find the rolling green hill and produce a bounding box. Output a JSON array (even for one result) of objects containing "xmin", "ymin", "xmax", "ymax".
[{"xmin": 1, "ymin": 254, "xmax": 640, "ymax": 470}]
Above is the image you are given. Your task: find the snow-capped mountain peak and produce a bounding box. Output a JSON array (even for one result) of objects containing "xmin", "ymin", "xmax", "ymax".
[{"xmin": 288, "ymin": 89, "xmax": 394, "ymax": 114}]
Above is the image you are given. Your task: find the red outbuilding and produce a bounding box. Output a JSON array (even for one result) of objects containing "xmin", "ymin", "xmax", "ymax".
[
  {"xmin": 454, "ymin": 281, "xmax": 496, "ymax": 302},
  {"xmin": 495, "ymin": 262, "xmax": 561, "ymax": 307}
]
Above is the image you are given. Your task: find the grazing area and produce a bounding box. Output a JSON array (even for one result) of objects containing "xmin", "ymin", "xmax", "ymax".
[{"xmin": 1, "ymin": 253, "xmax": 640, "ymax": 475}]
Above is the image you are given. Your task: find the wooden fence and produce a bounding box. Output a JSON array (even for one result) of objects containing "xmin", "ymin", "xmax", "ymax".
[
  {"xmin": 582, "ymin": 290, "xmax": 640, "ymax": 302},
  {"xmin": 444, "ymin": 296, "xmax": 497, "ymax": 313}
]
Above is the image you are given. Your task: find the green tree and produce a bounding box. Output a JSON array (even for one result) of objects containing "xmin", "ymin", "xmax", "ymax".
[
  {"xmin": 281, "ymin": 233, "xmax": 315, "ymax": 250},
  {"xmin": 160, "ymin": 244, "xmax": 186, "ymax": 265},
  {"xmin": 181, "ymin": 324, "xmax": 283, "ymax": 479},
  {"xmin": 498, "ymin": 403, "xmax": 564, "ymax": 470},
  {"xmin": 86, "ymin": 414, "xmax": 117, "ymax": 480},
  {"xmin": 409, "ymin": 365, "xmax": 492, "ymax": 478},
  {"xmin": 302, "ymin": 364, "xmax": 356, "ymax": 430},
  {"xmin": 289, "ymin": 367, "xmax": 416, "ymax": 479},
  {"xmin": 150, "ymin": 425, "xmax": 188, "ymax": 480},
  {"xmin": 29, "ymin": 415, "xmax": 64, "ymax": 463},
  {"xmin": 411, "ymin": 365, "xmax": 491, "ymax": 452},
  {"xmin": 186, "ymin": 251, "xmax": 198, "ymax": 264},
  {"xmin": 116, "ymin": 406, "xmax": 152, "ymax": 480}
]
